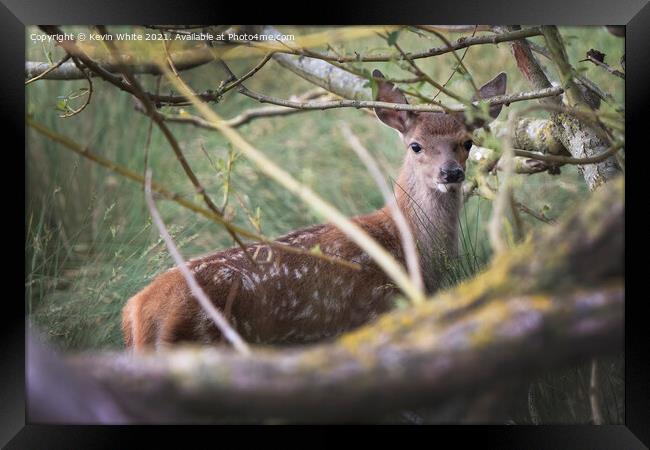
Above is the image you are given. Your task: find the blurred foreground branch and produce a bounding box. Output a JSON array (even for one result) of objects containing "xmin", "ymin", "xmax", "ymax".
[{"xmin": 67, "ymin": 177, "xmax": 623, "ymax": 423}]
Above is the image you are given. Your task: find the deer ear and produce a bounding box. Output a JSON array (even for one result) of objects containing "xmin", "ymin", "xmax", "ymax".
[
  {"xmin": 373, "ymin": 69, "xmax": 412, "ymax": 133},
  {"xmin": 472, "ymin": 72, "xmax": 507, "ymax": 120}
]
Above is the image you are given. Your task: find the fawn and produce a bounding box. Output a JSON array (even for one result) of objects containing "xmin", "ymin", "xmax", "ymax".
[{"xmin": 122, "ymin": 70, "xmax": 507, "ymax": 350}]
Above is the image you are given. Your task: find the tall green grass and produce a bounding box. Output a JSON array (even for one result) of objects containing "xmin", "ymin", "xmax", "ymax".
[{"xmin": 25, "ymin": 25, "xmax": 622, "ymax": 422}]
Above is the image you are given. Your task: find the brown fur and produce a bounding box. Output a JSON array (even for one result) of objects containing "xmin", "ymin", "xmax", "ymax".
[{"xmin": 122, "ymin": 212, "xmax": 402, "ymax": 349}]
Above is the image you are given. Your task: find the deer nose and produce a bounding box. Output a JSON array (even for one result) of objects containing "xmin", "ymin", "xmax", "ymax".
[{"xmin": 440, "ymin": 167, "xmax": 465, "ymax": 183}]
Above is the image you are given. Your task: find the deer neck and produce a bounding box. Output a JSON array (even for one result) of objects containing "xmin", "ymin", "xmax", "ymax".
[{"xmin": 393, "ymin": 165, "xmax": 462, "ymax": 293}]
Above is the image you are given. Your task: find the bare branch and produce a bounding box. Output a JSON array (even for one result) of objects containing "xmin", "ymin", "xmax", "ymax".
[
  {"xmin": 25, "ymin": 46, "xmax": 216, "ymax": 81},
  {"xmin": 256, "ymin": 26, "xmax": 543, "ymax": 63},
  {"xmin": 513, "ymin": 143, "xmax": 623, "ymax": 165},
  {"xmin": 237, "ymin": 84, "xmax": 564, "ymax": 113},
  {"xmin": 580, "ymin": 53, "xmax": 625, "ymax": 80},
  {"xmin": 156, "ymin": 89, "xmax": 328, "ymax": 129},
  {"xmin": 499, "ymin": 25, "xmax": 621, "ymax": 190},
  {"xmin": 25, "ymin": 54, "xmax": 72, "ymax": 85},
  {"xmin": 56, "ymin": 57, "xmax": 93, "ymax": 118}
]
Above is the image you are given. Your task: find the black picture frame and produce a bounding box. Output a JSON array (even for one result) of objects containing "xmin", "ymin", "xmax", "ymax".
[{"xmin": 5, "ymin": 0, "xmax": 648, "ymax": 446}]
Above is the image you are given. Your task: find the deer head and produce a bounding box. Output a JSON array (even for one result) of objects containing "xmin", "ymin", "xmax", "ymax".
[{"xmin": 372, "ymin": 69, "xmax": 507, "ymax": 194}]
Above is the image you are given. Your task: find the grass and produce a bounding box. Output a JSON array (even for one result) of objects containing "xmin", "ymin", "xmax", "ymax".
[{"xmin": 25, "ymin": 25, "xmax": 623, "ymax": 423}]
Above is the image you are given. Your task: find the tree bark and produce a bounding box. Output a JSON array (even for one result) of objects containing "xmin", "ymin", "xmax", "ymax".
[
  {"xmin": 485, "ymin": 118, "xmax": 568, "ymax": 156},
  {"xmin": 258, "ymin": 25, "xmax": 372, "ymax": 101},
  {"xmin": 502, "ymin": 25, "xmax": 622, "ymax": 190},
  {"xmin": 66, "ymin": 177, "xmax": 624, "ymax": 423}
]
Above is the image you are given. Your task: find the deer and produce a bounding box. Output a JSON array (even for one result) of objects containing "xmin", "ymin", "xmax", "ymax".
[{"xmin": 122, "ymin": 69, "xmax": 507, "ymax": 350}]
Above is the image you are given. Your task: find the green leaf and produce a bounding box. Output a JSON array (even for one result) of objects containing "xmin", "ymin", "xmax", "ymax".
[{"xmin": 55, "ymin": 98, "xmax": 67, "ymax": 112}]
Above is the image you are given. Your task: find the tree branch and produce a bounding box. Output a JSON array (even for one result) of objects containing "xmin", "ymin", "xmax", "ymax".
[
  {"xmin": 580, "ymin": 54, "xmax": 625, "ymax": 79},
  {"xmin": 256, "ymin": 26, "xmax": 543, "ymax": 63},
  {"xmin": 237, "ymin": 84, "xmax": 563, "ymax": 113},
  {"xmin": 500, "ymin": 25, "xmax": 621, "ymax": 190},
  {"xmin": 25, "ymin": 47, "xmax": 216, "ymax": 81}
]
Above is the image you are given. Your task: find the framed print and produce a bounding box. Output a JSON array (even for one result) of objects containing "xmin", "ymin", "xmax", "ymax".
[{"xmin": 4, "ymin": 0, "xmax": 648, "ymax": 446}]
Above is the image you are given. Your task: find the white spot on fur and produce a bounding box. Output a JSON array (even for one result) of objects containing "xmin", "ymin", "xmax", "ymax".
[
  {"xmin": 241, "ymin": 276, "xmax": 254, "ymax": 291},
  {"xmin": 295, "ymin": 304, "xmax": 315, "ymax": 320}
]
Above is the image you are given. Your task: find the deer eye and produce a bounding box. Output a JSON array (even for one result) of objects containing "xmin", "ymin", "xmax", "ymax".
[
  {"xmin": 410, "ymin": 143, "xmax": 422, "ymax": 153},
  {"xmin": 462, "ymin": 140, "xmax": 473, "ymax": 151}
]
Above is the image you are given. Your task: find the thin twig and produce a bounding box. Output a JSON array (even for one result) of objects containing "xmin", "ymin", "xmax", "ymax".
[
  {"xmin": 144, "ymin": 170, "xmax": 251, "ymax": 355},
  {"xmin": 392, "ymin": 40, "xmax": 471, "ymax": 109},
  {"xmin": 249, "ymin": 27, "xmax": 543, "ymax": 63},
  {"xmin": 25, "ymin": 53, "xmax": 72, "ymax": 85},
  {"xmin": 237, "ymin": 84, "xmax": 564, "ymax": 114},
  {"xmin": 143, "ymin": 76, "xmax": 161, "ymax": 175},
  {"xmin": 219, "ymin": 52, "xmax": 275, "ymax": 95},
  {"xmin": 431, "ymin": 26, "xmax": 478, "ymax": 101},
  {"xmin": 514, "ymin": 144, "xmax": 623, "ymax": 165},
  {"xmin": 57, "ymin": 57, "xmax": 93, "ymax": 118},
  {"xmin": 25, "ymin": 46, "xmax": 215, "ymax": 80},
  {"xmin": 162, "ymin": 37, "xmax": 179, "ymax": 77},
  {"xmin": 415, "ymin": 26, "xmax": 479, "ymax": 96},
  {"xmin": 157, "ymin": 89, "xmax": 328, "ymax": 129},
  {"xmin": 581, "ymin": 55, "xmax": 625, "ymax": 79},
  {"xmin": 515, "ymin": 200, "xmax": 555, "ymax": 224}
]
